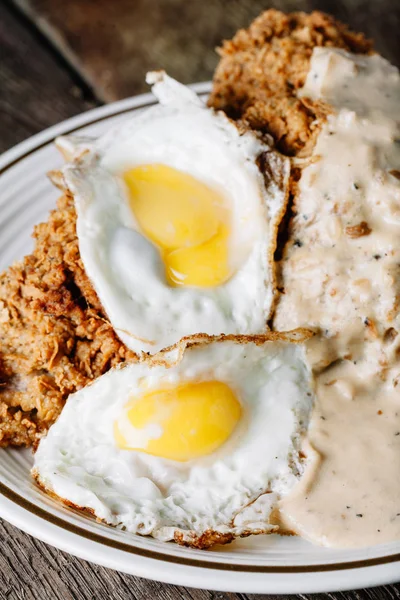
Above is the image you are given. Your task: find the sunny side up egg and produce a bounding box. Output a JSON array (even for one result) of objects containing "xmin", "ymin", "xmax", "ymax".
[
  {"xmin": 33, "ymin": 332, "xmax": 314, "ymax": 547},
  {"xmin": 56, "ymin": 72, "xmax": 290, "ymax": 358}
]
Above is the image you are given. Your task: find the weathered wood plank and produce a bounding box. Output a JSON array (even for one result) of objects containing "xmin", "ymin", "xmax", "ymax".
[
  {"xmin": 10, "ymin": 0, "xmax": 400, "ymax": 103},
  {"xmin": 2, "ymin": 516, "xmax": 400, "ymax": 600},
  {"xmin": 0, "ymin": 519, "xmax": 246, "ymax": 600},
  {"xmin": 0, "ymin": 2, "xmax": 98, "ymax": 153}
]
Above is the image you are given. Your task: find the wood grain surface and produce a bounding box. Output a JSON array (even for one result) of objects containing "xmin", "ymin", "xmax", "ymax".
[
  {"xmin": 11, "ymin": 0, "xmax": 400, "ymax": 101},
  {"xmin": 1, "ymin": 0, "xmax": 400, "ymax": 598},
  {"xmin": 0, "ymin": 2, "xmax": 98, "ymax": 153}
]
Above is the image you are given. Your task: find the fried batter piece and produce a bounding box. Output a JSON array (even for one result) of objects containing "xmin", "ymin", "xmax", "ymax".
[
  {"xmin": 0, "ymin": 193, "xmax": 136, "ymax": 447},
  {"xmin": 209, "ymin": 9, "xmax": 372, "ymax": 156}
]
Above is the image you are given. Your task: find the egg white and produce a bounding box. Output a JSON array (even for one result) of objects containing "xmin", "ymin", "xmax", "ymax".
[
  {"xmin": 33, "ymin": 333, "xmax": 313, "ymax": 546},
  {"xmin": 57, "ymin": 72, "xmax": 289, "ymax": 357}
]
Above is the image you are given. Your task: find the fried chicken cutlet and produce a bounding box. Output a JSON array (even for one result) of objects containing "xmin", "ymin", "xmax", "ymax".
[
  {"xmin": 0, "ymin": 10, "xmax": 371, "ymax": 447},
  {"xmin": 0, "ymin": 193, "xmax": 136, "ymax": 447},
  {"xmin": 209, "ymin": 10, "xmax": 372, "ymax": 157}
]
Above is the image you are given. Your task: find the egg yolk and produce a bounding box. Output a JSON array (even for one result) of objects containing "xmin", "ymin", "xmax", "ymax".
[
  {"xmin": 114, "ymin": 380, "xmax": 242, "ymax": 462},
  {"xmin": 123, "ymin": 164, "xmax": 232, "ymax": 287}
]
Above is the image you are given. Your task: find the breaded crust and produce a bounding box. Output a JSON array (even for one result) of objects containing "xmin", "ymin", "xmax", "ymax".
[
  {"xmin": 0, "ymin": 193, "xmax": 136, "ymax": 447},
  {"xmin": 209, "ymin": 10, "xmax": 372, "ymax": 157}
]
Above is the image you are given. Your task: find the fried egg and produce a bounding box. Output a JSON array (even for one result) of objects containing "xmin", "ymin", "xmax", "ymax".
[
  {"xmin": 33, "ymin": 332, "xmax": 313, "ymax": 547},
  {"xmin": 57, "ymin": 72, "xmax": 289, "ymax": 357}
]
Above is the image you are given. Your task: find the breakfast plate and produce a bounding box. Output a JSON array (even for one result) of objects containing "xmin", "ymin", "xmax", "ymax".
[{"xmin": 0, "ymin": 85, "xmax": 399, "ymax": 595}]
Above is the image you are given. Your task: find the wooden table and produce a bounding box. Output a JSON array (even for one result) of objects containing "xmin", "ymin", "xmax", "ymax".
[{"xmin": 1, "ymin": 1, "xmax": 399, "ymax": 598}]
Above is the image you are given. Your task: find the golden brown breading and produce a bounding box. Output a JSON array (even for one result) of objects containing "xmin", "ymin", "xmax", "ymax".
[
  {"xmin": 0, "ymin": 193, "xmax": 136, "ymax": 447},
  {"xmin": 209, "ymin": 10, "xmax": 372, "ymax": 156}
]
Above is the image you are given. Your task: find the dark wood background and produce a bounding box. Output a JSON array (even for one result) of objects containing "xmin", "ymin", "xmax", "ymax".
[{"xmin": 1, "ymin": 0, "xmax": 400, "ymax": 598}]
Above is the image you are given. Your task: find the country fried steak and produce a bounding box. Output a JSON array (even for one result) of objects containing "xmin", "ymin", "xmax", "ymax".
[
  {"xmin": 209, "ymin": 10, "xmax": 372, "ymax": 157},
  {"xmin": 0, "ymin": 193, "xmax": 136, "ymax": 447},
  {"xmin": 0, "ymin": 10, "xmax": 372, "ymax": 447}
]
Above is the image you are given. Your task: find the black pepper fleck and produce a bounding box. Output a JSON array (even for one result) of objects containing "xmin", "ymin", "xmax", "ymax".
[{"xmin": 356, "ymin": 514, "xmax": 363, "ymax": 518}]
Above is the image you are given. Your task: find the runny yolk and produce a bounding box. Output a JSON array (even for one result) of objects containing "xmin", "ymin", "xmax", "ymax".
[
  {"xmin": 123, "ymin": 164, "xmax": 232, "ymax": 287},
  {"xmin": 114, "ymin": 380, "xmax": 242, "ymax": 462}
]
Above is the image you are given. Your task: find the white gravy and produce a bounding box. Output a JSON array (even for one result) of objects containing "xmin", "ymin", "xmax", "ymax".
[{"xmin": 275, "ymin": 48, "xmax": 400, "ymax": 547}]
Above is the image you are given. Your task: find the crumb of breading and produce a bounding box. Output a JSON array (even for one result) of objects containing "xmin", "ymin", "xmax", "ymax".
[
  {"xmin": 209, "ymin": 10, "xmax": 372, "ymax": 157},
  {"xmin": 0, "ymin": 193, "xmax": 136, "ymax": 447}
]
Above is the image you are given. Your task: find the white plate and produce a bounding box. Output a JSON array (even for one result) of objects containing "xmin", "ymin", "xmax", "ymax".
[{"xmin": 0, "ymin": 85, "xmax": 399, "ymax": 595}]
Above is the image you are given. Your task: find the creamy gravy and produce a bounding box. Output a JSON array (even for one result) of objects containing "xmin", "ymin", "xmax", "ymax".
[{"xmin": 275, "ymin": 48, "xmax": 400, "ymax": 547}]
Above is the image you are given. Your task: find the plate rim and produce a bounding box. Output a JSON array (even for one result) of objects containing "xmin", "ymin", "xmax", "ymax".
[{"xmin": 1, "ymin": 84, "xmax": 399, "ymax": 594}]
